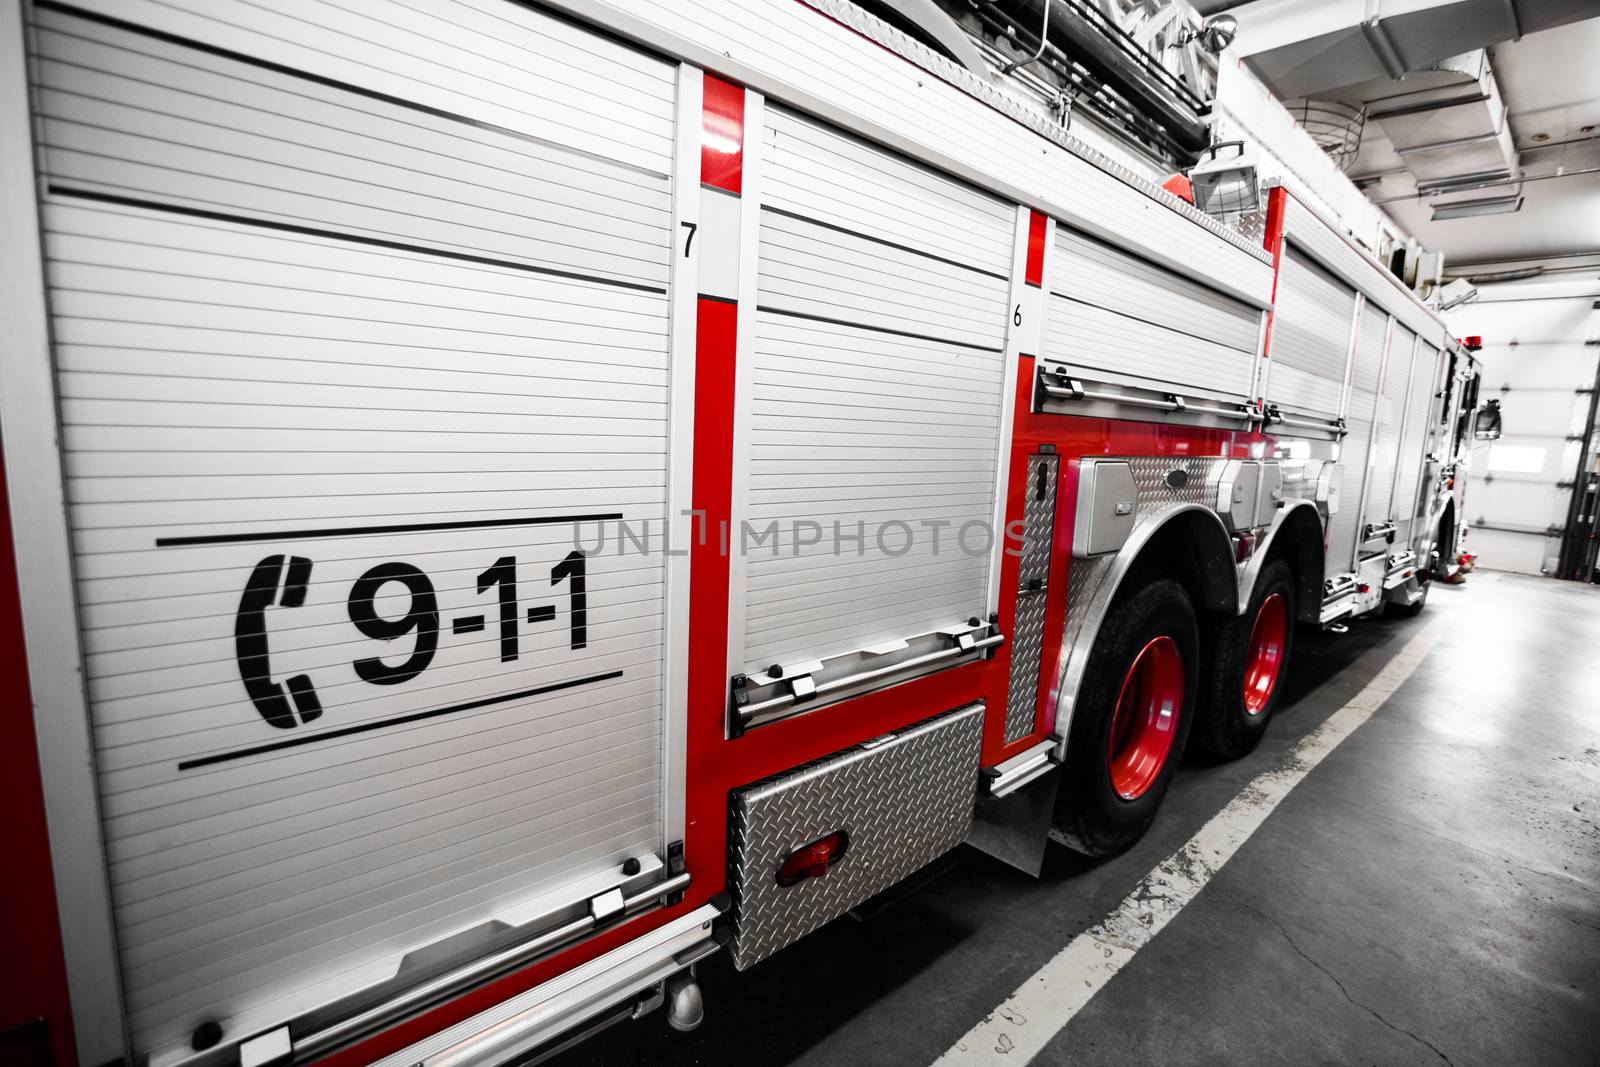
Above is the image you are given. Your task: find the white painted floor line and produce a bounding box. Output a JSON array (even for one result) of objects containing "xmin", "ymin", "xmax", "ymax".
[{"xmin": 935, "ymin": 624, "xmax": 1439, "ymax": 1065}]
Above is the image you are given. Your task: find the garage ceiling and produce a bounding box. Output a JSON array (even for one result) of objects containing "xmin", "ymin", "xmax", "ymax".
[{"xmin": 1207, "ymin": 0, "xmax": 1600, "ymax": 268}]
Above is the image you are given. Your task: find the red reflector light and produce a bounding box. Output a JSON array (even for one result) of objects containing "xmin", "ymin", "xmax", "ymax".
[
  {"xmin": 1358, "ymin": 583, "xmax": 1370, "ymax": 594},
  {"xmin": 777, "ymin": 831, "xmax": 849, "ymax": 886}
]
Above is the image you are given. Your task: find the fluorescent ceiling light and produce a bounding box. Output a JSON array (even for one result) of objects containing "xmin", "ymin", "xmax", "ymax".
[{"xmin": 1430, "ymin": 196, "xmax": 1524, "ymax": 221}]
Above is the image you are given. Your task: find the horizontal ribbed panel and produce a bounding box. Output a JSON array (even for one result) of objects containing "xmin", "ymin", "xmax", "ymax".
[
  {"xmin": 29, "ymin": 2, "xmax": 674, "ymax": 1060},
  {"xmin": 1044, "ymin": 294, "xmax": 1257, "ymax": 401},
  {"xmin": 1269, "ymin": 248, "xmax": 1357, "ymax": 417},
  {"xmin": 1045, "ymin": 225, "xmax": 1260, "ymax": 401},
  {"xmin": 1326, "ymin": 309, "xmax": 1390, "ymax": 577},
  {"xmin": 758, "ymin": 208, "xmax": 1009, "ymax": 351},
  {"xmin": 742, "ymin": 312, "xmax": 1005, "ymax": 670},
  {"xmin": 1393, "ymin": 344, "xmax": 1442, "ymax": 541},
  {"xmin": 1366, "ymin": 326, "xmax": 1419, "ymax": 522},
  {"xmin": 762, "ymin": 107, "xmax": 1014, "ymax": 278},
  {"xmin": 741, "ymin": 105, "xmax": 1011, "ymax": 675},
  {"xmin": 1052, "ymin": 227, "xmax": 1261, "ymax": 353}
]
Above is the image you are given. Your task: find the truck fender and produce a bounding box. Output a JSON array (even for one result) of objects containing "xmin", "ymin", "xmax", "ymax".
[
  {"xmin": 1049, "ymin": 503, "xmax": 1235, "ymax": 757},
  {"xmin": 1238, "ymin": 499, "xmax": 1324, "ymax": 624}
]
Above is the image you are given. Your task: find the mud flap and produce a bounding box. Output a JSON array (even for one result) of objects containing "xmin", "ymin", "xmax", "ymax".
[{"xmin": 967, "ymin": 767, "xmax": 1061, "ymax": 876}]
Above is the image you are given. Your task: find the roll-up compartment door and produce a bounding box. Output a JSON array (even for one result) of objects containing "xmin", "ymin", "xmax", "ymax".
[
  {"xmin": 1367, "ymin": 325, "xmax": 1420, "ymax": 530},
  {"xmin": 1044, "ymin": 226, "xmax": 1261, "ymax": 401},
  {"xmin": 1393, "ymin": 344, "xmax": 1441, "ymax": 542},
  {"xmin": 28, "ymin": 1, "xmax": 678, "ymax": 1060},
  {"xmin": 1326, "ymin": 308, "xmax": 1389, "ymax": 578},
  {"xmin": 742, "ymin": 105, "xmax": 1011, "ymax": 683},
  {"xmin": 1268, "ymin": 247, "xmax": 1358, "ymax": 421}
]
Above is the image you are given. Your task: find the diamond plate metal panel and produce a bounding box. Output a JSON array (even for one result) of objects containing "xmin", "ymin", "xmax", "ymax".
[
  {"xmin": 1006, "ymin": 454, "xmax": 1058, "ymax": 741},
  {"xmin": 726, "ymin": 704, "xmax": 983, "ymax": 969},
  {"xmin": 1124, "ymin": 456, "xmax": 1224, "ymax": 508}
]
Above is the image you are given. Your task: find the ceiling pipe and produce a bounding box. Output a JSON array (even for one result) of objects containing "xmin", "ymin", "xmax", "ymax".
[{"xmin": 988, "ymin": 0, "xmax": 1213, "ymax": 153}]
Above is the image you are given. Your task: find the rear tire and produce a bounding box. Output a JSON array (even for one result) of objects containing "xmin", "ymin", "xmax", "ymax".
[
  {"xmin": 1193, "ymin": 558, "xmax": 1296, "ymax": 760},
  {"xmin": 1054, "ymin": 575, "xmax": 1197, "ymax": 857}
]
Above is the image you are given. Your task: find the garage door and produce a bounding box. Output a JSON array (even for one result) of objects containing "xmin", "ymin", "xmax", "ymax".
[
  {"xmin": 29, "ymin": 0, "xmax": 677, "ymax": 1059},
  {"xmin": 741, "ymin": 104, "xmax": 1012, "ymax": 681},
  {"xmin": 1269, "ymin": 247, "xmax": 1358, "ymax": 423},
  {"xmin": 1464, "ymin": 342, "xmax": 1599, "ymax": 575}
]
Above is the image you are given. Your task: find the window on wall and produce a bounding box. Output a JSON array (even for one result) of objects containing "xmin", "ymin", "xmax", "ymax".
[{"xmin": 1487, "ymin": 444, "xmax": 1546, "ymax": 474}]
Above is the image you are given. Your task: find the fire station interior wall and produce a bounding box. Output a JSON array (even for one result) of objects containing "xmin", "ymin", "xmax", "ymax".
[
  {"xmin": 1269, "ymin": 246, "xmax": 1358, "ymax": 420},
  {"xmin": 27, "ymin": 0, "xmax": 677, "ymax": 1059},
  {"xmin": 1043, "ymin": 226, "xmax": 1262, "ymax": 401},
  {"xmin": 741, "ymin": 104, "xmax": 1012, "ymax": 674},
  {"xmin": 1327, "ymin": 307, "xmax": 1389, "ymax": 577},
  {"xmin": 1448, "ymin": 284, "xmax": 1600, "ymax": 576}
]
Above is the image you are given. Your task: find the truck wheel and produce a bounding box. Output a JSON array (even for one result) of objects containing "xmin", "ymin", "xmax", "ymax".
[
  {"xmin": 1054, "ymin": 575, "xmax": 1197, "ymax": 857},
  {"xmin": 1193, "ymin": 558, "xmax": 1295, "ymax": 760}
]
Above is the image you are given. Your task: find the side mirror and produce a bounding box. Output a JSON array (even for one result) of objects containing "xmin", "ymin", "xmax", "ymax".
[{"xmin": 1474, "ymin": 398, "xmax": 1503, "ymax": 441}]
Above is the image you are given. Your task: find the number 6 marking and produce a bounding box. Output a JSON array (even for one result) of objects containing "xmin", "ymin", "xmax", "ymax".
[{"xmin": 1014, "ymin": 304, "xmax": 1023, "ymax": 327}]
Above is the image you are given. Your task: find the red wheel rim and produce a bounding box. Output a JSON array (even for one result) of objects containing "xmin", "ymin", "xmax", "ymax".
[
  {"xmin": 1107, "ymin": 636, "xmax": 1185, "ymax": 800},
  {"xmin": 1242, "ymin": 593, "xmax": 1288, "ymax": 717}
]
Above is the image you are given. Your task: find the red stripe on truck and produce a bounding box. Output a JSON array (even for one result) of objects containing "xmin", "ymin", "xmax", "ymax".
[
  {"xmin": 1024, "ymin": 209, "xmax": 1047, "ymax": 288},
  {"xmin": 701, "ymin": 73, "xmax": 744, "ymax": 194},
  {"xmin": 0, "ymin": 444, "xmax": 78, "ymax": 1067}
]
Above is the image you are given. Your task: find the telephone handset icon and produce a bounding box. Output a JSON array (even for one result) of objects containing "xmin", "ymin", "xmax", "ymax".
[{"xmin": 234, "ymin": 554, "xmax": 323, "ymax": 729}]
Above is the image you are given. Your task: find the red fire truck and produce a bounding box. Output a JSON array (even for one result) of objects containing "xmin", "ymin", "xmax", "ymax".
[{"xmin": 0, "ymin": 1, "xmax": 1484, "ymax": 1064}]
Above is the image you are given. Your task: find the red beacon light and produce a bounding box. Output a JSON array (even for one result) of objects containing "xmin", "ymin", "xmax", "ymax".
[
  {"xmin": 1460, "ymin": 335, "xmax": 1483, "ymax": 351},
  {"xmin": 777, "ymin": 831, "xmax": 850, "ymax": 886}
]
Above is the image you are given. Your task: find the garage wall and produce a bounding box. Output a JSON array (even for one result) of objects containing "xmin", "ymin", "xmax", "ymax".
[{"xmin": 1448, "ymin": 281, "xmax": 1600, "ymax": 576}]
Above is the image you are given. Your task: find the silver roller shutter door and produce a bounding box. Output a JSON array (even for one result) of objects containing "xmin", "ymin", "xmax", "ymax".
[
  {"xmin": 1045, "ymin": 226, "xmax": 1260, "ymax": 400},
  {"xmin": 1326, "ymin": 308, "xmax": 1389, "ymax": 578},
  {"xmin": 1393, "ymin": 345, "xmax": 1440, "ymax": 543},
  {"xmin": 29, "ymin": 1, "xmax": 677, "ymax": 1060},
  {"xmin": 1367, "ymin": 325, "xmax": 1419, "ymax": 529},
  {"xmin": 1269, "ymin": 248, "xmax": 1358, "ymax": 421},
  {"xmin": 745, "ymin": 105, "xmax": 1011, "ymax": 674}
]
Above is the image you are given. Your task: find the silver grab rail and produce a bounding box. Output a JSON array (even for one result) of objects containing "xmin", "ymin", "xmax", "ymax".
[
  {"xmin": 1039, "ymin": 373, "xmax": 1258, "ymax": 421},
  {"xmin": 1263, "ymin": 405, "xmax": 1346, "ymax": 436},
  {"xmin": 736, "ymin": 633, "xmax": 1005, "ymax": 724}
]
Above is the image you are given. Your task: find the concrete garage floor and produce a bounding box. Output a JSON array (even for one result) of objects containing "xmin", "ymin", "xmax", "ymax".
[{"xmin": 560, "ymin": 571, "xmax": 1600, "ymax": 1066}]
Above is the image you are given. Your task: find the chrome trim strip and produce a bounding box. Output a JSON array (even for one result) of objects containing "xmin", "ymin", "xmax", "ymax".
[
  {"xmin": 296, "ymin": 873, "xmax": 692, "ymax": 1060},
  {"xmin": 375, "ymin": 905, "xmax": 720, "ymax": 1067},
  {"xmin": 0, "ymin": 2, "xmax": 127, "ymax": 1058}
]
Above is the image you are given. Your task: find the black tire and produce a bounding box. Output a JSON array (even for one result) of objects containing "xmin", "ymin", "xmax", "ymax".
[
  {"xmin": 1054, "ymin": 575, "xmax": 1197, "ymax": 857},
  {"xmin": 1193, "ymin": 558, "xmax": 1296, "ymax": 760}
]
